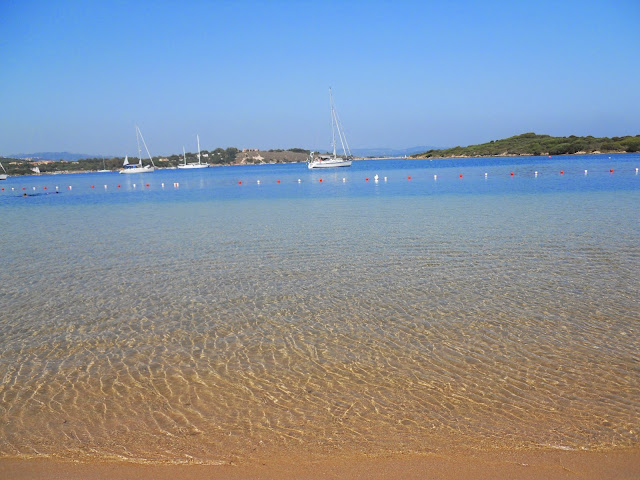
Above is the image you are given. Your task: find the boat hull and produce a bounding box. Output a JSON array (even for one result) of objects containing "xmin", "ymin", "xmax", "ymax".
[
  {"xmin": 177, "ymin": 164, "xmax": 209, "ymax": 169},
  {"xmin": 119, "ymin": 166, "xmax": 155, "ymax": 174},
  {"xmin": 0, "ymin": 174, "xmax": 7, "ymax": 180},
  {"xmin": 308, "ymin": 160, "xmax": 352, "ymax": 169}
]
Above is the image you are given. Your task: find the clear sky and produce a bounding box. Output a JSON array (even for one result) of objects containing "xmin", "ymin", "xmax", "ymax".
[{"xmin": 1, "ymin": 0, "xmax": 639, "ymax": 156}]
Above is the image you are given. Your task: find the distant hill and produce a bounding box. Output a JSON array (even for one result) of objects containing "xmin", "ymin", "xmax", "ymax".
[
  {"xmin": 350, "ymin": 146, "xmax": 438, "ymax": 157},
  {"xmin": 6, "ymin": 152, "xmax": 109, "ymax": 162},
  {"xmin": 413, "ymin": 133, "xmax": 640, "ymax": 158}
]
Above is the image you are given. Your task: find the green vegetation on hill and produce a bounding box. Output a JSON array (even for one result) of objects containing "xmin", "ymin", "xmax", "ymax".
[{"xmin": 414, "ymin": 133, "xmax": 640, "ymax": 158}]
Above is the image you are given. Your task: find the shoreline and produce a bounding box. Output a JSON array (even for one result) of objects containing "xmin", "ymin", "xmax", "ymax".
[
  {"xmin": 410, "ymin": 150, "xmax": 630, "ymax": 160},
  {"xmin": 0, "ymin": 151, "xmax": 635, "ymax": 177},
  {"xmin": 2, "ymin": 448, "xmax": 639, "ymax": 480}
]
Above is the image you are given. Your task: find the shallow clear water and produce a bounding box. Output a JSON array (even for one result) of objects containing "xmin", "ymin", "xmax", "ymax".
[{"xmin": 1, "ymin": 155, "xmax": 639, "ymax": 463}]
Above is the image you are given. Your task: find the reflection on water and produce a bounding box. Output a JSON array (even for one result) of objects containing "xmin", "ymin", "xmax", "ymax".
[{"xmin": 0, "ymin": 158, "xmax": 639, "ymax": 464}]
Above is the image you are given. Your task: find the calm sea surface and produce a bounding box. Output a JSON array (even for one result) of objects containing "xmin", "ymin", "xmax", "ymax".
[{"xmin": 1, "ymin": 155, "xmax": 639, "ymax": 464}]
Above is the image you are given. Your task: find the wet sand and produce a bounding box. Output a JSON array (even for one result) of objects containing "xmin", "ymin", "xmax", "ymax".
[{"xmin": 2, "ymin": 449, "xmax": 639, "ymax": 480}]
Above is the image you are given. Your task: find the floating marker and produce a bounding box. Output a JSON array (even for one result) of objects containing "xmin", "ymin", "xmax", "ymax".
[
  {"xmin": 636, "ymin": 168, "xmax": 638, "ymax": 174},
  {"xmin": 484, "ymin": 172, "xmax": 488, "ymax": 178},
  {"xmin": 408, "ymin": 176, "xmax": 411, "ymax": 180},
  {"xmin": 117, "ymin": 184, "xmax": 121, "ymax": 188},
  {"xmin": 91, "ymin": 185, "xmax": 94, "ymax": 188},
  {"xmin": 43, "ymin": 186, "xmax": 47, "ymax": 190},
  {"xmin": 68, "ymin": 186, "xmax": 72, "ymax": 190},
  {"xmin": 459, "ymin": 174, "xmax": 463, "ymax": 178},
  {"xmin": 584, "ymin": 170, "xmax": 588, "ymax": 175},
  {"xmin": 434, "ymin": 174, "xmax": 437, "ymax": 180},
  {"xmin": 319, "ymin": 178, "xmax": 323, "ymax": 182},
  {"xmin": 510, "ymin": 172, "xmax": 514, "ymax": 176},
  {"xmin": 374, "ymin": 174, "xmax": 379, "ymax": 182},
  {"xmin": 277, "ymin": 180, "xmax": 280, "ymax": 184},
  {"xmin": 298, "ymin": 179, "xmax": 301, "ymax": 183},
  {"xmin": 133, "ymin": 183, "xmax": 136, "ymax": 188},
  {"xmin": 146, "ymin": 183, "xmax": 149, "ymax": 187},
  {"xmin": 366, "ymin": 177, "xmax": 369, "ymax": 181},
  {"xmin": 104, "ymin": 185, "xmax": 107, "ymax": 189},
  {"xmin": 33, "ymin": 187, "xmax": 36, "ymax": 191},
  {"xmin": 560, "ymin": 171, "xmax": 564, "ymax": 175},
  {"xmin": 161, "ymin": 183, "xmax": 165, "ymax": 188},
  {"xmin": 22, "ymin": 187, "xmax": 25, "ymax": 190},
  {"xmin": 384, "ymin": 176, "xmax": 387, "ymax": 182},
  {"xmin": 56, "ymin": 186, "xmax": 59, "ymax": 191},
  {"xmin": 610, "ymin": 169, "xmax": 614, "ymax": 173},
  {"xmin": 257, "ymin": 180, "xmax": 260, "ymax": 184},
  {"xmin": 342, "ymin": 178, "xmax": 346, "ymax": 183},
  {"xmin": 238, "ymin": 181, "xmax": 242, "ymax": 185}
]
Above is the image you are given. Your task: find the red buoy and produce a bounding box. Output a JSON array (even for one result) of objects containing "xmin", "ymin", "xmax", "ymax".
[
  {"xmin": 510, "ymin": 172, "xmax": 514, "ymax": 176},
  {"xmin": 366, "ymin": 177, "xmax": 369, "ymax": 181},
  {"xmin": 319, "ymin": 178, "xmax": 323, "ymax": 182},
  {"xmin": 408, "ymin": 176, "xmax": 411, "ymax": 180},
  {"xmin": 238, "ymin": 181, "xmax": 242, "ymax": 185},
  {"xmin": 43, "ymin": 186, "xmax": 47, "ymax": 190},
  {"xmin": 117, "ymin": 184, "xmax": 121, "ymax": 188},
  {"xmin": 146, "ymin": 183, "xmax": 149, "ymax": 187},
  {"xmin": 610, "ymin": 169, "xmax": 614, "ymax": 173},
  {"xmin": 22, "ymin": 187, "xmax": 25, "ymax": 190},
  {"xmin": 459, "ymin": 174, "xmax": 463, "ymax": 178},
  {"xmin": 277, "ymin": 179, "xmax": 280, "ymax": 183},
  {"xmin": 91, "ymin": 185, "xmax": 94, "ymax": 188},
  {"xmin": 560, "ymin": 170, "xmax": 564, "ymax": 175}
]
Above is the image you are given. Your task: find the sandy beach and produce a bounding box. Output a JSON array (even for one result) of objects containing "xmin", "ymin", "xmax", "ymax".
[{"xmin": 2, "ymin": 449, "xmax": 639, "ymax": 480}]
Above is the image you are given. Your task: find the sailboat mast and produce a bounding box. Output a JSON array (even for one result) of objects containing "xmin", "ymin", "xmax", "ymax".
[
  {"xmin": 136, "ymin": 125, "xmax": 142, "ymax": 166},
  {"xmin": 137, "ymin": 127, "xmax": 155, "ymax": 167},
  {"xmin": 197, "ymin": 134, "xmax": 201, "ymax": 165},
  {"xmin": 330, "ymin": 88, "xmax": 337, "ymax": 159},
  {"xmin": 333, "ymin": 105, "xmax": 348, "ymax": 158},
  {"xmin": 183, "ymin": 146, "xmax": 186, "ymax": 165}
]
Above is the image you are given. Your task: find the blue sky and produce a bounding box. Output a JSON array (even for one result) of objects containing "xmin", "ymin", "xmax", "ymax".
[{"xmin": 1, "ymin": 0, "xmax": 639, "ymax": 156}]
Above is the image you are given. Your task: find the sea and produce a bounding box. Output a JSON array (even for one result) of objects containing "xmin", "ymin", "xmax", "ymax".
[{"xmin": 1, "ymin": 154, "xmax": 639, "ymax": 464}]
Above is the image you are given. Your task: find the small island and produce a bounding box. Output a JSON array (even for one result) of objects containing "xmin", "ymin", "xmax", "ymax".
[{"xmin": 412, "ymin": 132, "xmax": 640, "ymax": 159}]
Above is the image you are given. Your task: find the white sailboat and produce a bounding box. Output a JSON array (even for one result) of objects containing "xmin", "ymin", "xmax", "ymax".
[
  {"xmin": 0, "ymin": 161, "xmax": 7, "ymax": 180},
  {"xmin": 120, "ymin": 126, "xmax": 156, "ymax": 174},
  {"xmin": 308, "ymin": 88, "xmax": 353, "ymax": 169},
  {"xmin": 177, "ymin": 135, "xmax": 209, "ymax": 169},
  {"xmin": 97, "ymin": 158, "xmax": 110, "ymax": 173}
]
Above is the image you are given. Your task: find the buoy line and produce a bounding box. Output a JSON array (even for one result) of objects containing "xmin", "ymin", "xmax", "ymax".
[{"xmin": 2, "ymin": 167, "xmax": 638, "ymax": 194}]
